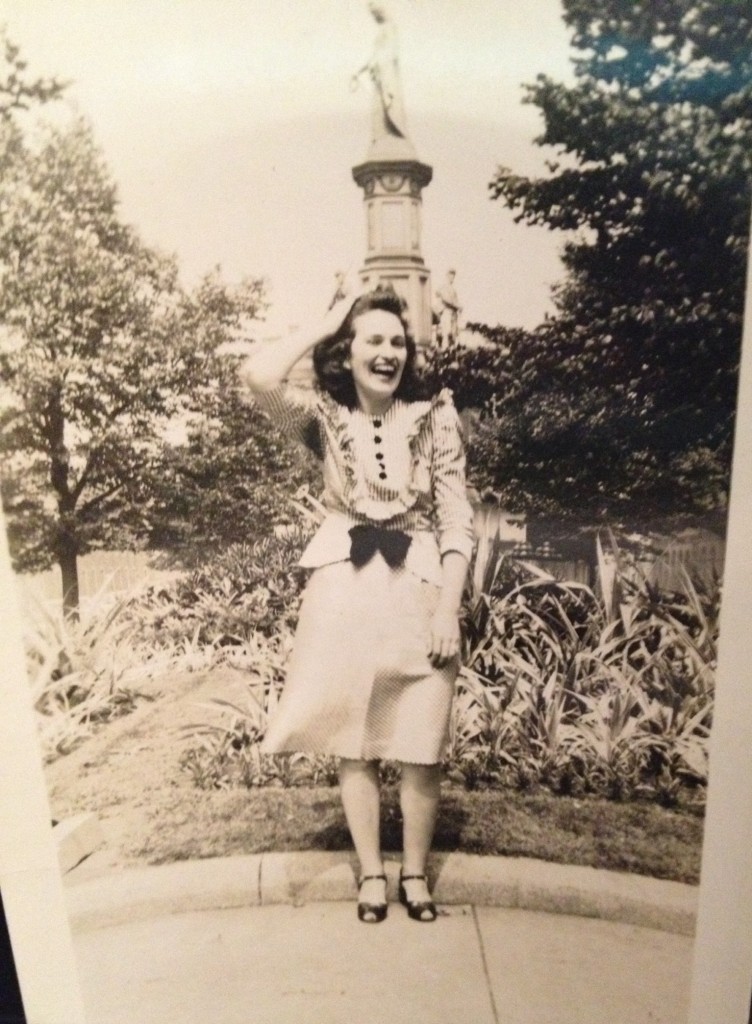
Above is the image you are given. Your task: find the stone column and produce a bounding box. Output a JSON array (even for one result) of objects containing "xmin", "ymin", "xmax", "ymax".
[{"xmin": 352, "ymin": 151, "xmax": 433, "ymax": 350}]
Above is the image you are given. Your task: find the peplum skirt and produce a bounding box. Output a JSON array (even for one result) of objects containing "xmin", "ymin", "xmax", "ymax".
[{"xmin": 261, "ymin": 554, "xmax": 458, "ymax": 764}]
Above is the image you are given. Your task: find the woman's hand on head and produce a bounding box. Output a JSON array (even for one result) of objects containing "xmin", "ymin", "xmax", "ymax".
[
  {"xmin": 428, "ymin": 607, "xmax": 460, "ymax": 668},
  {"xmin": 234, "ymin": 280, "xmax": 363, "ymax": 392},
  {"xmin": 318, "ymin": 276, "xmax": 364, "ymax": 338}
]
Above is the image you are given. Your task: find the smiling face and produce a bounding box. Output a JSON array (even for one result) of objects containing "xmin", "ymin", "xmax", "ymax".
[{"xmin": 347, "ymin": 308, "xmax": 408, "ymax": 413}]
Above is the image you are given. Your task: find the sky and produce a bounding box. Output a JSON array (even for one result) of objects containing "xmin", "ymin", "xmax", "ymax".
[{"xmin": 3, "ymin": 0, "xmax": 575, "ymax": 337}]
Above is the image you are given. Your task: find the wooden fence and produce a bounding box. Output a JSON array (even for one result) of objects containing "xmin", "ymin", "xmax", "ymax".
[
  {"xmin": 18, "ymin": 550, "xmax": 179, "ymax": 607},
  {"xmin": 17, "ymin": 517, "xmax": 725, "ymax": 608},
  {"xmin": 474, "ymin": 504, "xmax": 725, "ymax": 592}
]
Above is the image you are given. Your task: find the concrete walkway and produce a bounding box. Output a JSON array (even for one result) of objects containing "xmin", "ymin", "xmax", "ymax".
[{"xmin": 64, "ymin": 851, "xmax": 697, "ymax": 1024}]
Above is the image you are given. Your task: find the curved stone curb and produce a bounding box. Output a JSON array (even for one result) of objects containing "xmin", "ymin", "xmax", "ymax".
[
  {"xmin": 64, "ymin": 851, "xmax": 697, "ymax": 936},
  {"xmin": 54, "ymin": 813, "xmax": 105, "ymax": 874},
  {"xmin": 65, "ymin": 854, "xmax": 264, "ymax": 932},
  {"xmin": 431, "ymin": 853, "xmax": 697, "ymax": 936}
]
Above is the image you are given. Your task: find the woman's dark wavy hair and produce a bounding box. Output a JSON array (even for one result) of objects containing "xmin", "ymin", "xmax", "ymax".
[{"xmin": 312, "ymin": 287, "xmax": 428, "ymax": 409}]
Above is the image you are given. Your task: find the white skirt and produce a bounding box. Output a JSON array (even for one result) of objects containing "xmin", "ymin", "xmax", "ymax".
[{"xmin": 261, "ymin": 554, "xmax": 458, "ymax": 764}]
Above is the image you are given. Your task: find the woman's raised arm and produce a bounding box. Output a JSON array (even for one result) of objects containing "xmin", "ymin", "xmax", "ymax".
[{"xmin": 239, "ymin": 291, "xmax": 358, "ymax": 393}]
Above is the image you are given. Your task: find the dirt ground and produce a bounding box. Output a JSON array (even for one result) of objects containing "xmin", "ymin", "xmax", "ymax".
[{"xmin": 44, "ymin": 664, "xmax": 255, "ymax": 873}]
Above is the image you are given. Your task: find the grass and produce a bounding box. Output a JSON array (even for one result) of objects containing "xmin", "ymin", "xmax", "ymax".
[
  {"xmin": 41, "ymin": 660, "xmax": 704, "ymax": 887},
  {"xmin": 128, "ymin": 784, "xmax": 703, "ymax": 885}
]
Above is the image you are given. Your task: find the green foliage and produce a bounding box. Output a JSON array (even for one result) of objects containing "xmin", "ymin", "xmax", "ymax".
[
  {"xmin": 179, "ymin": 738, "xmax": 339, "ymax": 791},
  {"xmin": 122, "ymin": 530, "xmax": 314, "ymax": 783},
  {"xmin": 424, "ymin": 331, "xmax": 726, "ymax": 521},
  {"xmin": 471, "ymin": 0, "xmax": 752, "ymax": 520},
  {"xmin": 421, "ymin": 328, "xmax": 524, "ymax": 416},
  {"xmin": 24, "ymin": 526, "xmax": 315, "ymax": 762}
]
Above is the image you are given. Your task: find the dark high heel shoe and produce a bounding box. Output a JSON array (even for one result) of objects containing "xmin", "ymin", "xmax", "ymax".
[
  {"xmin": 357, "ymin": 874, "xmax": 388, "ymax": 923},
  {"xmin": 398, "ymin": 872, "xmax": 437, "ymax": 922}
]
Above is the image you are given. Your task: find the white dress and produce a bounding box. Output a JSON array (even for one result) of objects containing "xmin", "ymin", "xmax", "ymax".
[{"xmin": 256, "ymin": 385, "xmax": 474, "ymax": 764}]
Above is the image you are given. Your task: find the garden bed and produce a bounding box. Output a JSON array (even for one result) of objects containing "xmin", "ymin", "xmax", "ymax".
[
  {"xmin": 36, "ymin": 529, "xmax": 712, "ymax": 887},
  {"xmin": 43, "ymin": 663, "xmax": 703, "ymax": 885}
]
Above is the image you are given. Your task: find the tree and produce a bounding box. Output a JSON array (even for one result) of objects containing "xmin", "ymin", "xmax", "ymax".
[
  {"xmin": 0, "ymin": 117, "xmax": 267, "ymax": 615},
  {"xmin": 482, "ymin": 0, "xmax": 752, "ymax": 522},
  {"xmin": 0, "ymin": 28, "xmax": 66, "ymax": 120},
  {"xmin": 424, "ymin": 330, "xmax": 617, "ymax": 518},
  {"xmin": 146, "ymin": 387, "xmax": 319, "ymax": 556}
]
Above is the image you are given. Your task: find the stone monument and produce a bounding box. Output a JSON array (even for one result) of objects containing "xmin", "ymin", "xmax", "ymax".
[{"xmin": 350, "ymin": 1, "xmax": 433, "ymax": 349}]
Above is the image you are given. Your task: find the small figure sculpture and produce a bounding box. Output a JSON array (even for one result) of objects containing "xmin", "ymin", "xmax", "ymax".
[
  {"xmin": 328, "ymin": 270, "xmax": 350, "ymax": 310},
  {"xmin": 351, "ymin": 1, "xmax": 410, "ymax": 143},
  {"xmin": 435, "ymin": 269, "xmax": 462, "ymax": 345}
]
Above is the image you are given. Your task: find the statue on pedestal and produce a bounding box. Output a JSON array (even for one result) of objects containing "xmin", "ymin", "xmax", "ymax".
[
  {"xmin": 435, "ymin": 269, "xmax": 462, "ymax": 345},
  {"xmin": 350, "ymin": 1, "xmax": 410, "ymax": 143},
  {"xmin": 350, "ymin": 1, "xmax": 432, "ymax": 348}
]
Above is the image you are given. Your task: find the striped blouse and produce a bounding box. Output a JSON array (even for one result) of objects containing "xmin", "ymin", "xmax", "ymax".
[{"xmin": 255, "ymin": 384, "xmax": 475, "ymax": 585}]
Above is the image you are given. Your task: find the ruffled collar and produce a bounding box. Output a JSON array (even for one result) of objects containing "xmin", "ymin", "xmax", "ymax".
[{"xmin": 315, "ymin": 388, "xmax": 454, "ymax": 521}]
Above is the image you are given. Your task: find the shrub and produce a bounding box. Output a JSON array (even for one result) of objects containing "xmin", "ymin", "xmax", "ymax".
[
  {"xmin": 24, "ymin": 593, "xmax": 162, "ymax": 761},
  {"xmin": 448, "ymin": 550, "xmax": 716, "ymax": 806},
  {"xmin": 127, "ymin": 527, "xmax": 311, "ymax": 648}
]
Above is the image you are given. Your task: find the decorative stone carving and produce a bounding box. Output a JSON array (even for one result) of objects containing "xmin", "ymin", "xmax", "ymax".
[{"xmin": 380, "ymin": 172, "xmax": 405, "ymax": 192}]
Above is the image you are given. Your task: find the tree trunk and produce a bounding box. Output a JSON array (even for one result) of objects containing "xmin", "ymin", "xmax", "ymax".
[
  {"xmin": 47, "ymin": 384, "xmax": 80, "ymax": 618},
  {"xmin": 58, "ymin": 528, "xmax": 80, "ymax": 620}
]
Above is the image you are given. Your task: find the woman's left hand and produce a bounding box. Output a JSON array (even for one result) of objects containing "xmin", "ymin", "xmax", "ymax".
[{"xmin": 428, "ymin": 608, "xmax": 461, "ymax": 668}]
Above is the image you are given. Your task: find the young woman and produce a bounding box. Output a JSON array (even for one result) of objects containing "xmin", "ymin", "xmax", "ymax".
[{"xmin": 240, "ymin": 287, "xmax": 474, "ymax": 923}]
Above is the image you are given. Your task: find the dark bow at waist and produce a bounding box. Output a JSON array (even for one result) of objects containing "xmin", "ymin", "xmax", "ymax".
[{"xmin": 348, "ymin": 525, "xmax": 412, "ymax": 569}]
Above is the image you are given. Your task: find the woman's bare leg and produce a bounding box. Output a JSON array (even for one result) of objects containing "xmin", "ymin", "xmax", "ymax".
[
  {"xmin": 400, "ymin": 762, "xmax": 440, "ymax": 902},
  {"xmin": 339, "ymin": 758, "xmax": 384, "ymax": 902}
]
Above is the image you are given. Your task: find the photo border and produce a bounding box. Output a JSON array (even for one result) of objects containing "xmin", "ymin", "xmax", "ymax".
[{"xmin": 0, "ymin": 4, "xmax": 751, "ymax": 1020}]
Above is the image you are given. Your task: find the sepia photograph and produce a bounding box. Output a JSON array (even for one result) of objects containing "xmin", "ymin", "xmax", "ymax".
[{"xmin": 1, "ymin": 1, "xmax": 751, "ymax": 1021}]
